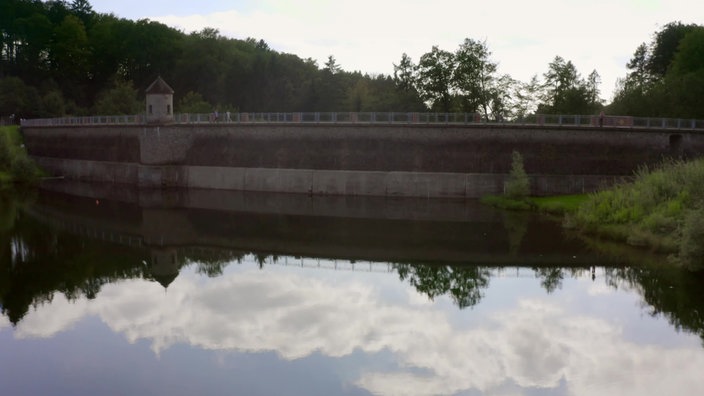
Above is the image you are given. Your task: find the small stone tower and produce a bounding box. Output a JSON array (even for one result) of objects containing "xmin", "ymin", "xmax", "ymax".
[{"xmin": 145, "ymin": 76, "xmax": 174, "ymax": 124}]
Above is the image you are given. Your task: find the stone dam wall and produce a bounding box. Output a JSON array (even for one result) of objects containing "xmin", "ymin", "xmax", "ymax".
[{"xmin": 21, "ymin": 123, "xmax": 704, "ymax": 198}]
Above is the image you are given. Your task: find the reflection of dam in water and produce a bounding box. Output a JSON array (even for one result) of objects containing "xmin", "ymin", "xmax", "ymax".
[{"xmin": 29, "ymin": 180, "xmax": 621, "ymax": 270}]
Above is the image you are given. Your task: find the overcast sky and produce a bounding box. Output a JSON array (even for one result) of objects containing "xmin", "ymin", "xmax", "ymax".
[{"xmin": 88, "ymin": 0, "xmax": 704, "ymax": 101}]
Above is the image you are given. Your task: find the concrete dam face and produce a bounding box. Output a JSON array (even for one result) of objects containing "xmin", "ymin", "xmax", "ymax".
[{"xmin": 21, "ymin": 123, "xmax": 704, "ymax": 198}]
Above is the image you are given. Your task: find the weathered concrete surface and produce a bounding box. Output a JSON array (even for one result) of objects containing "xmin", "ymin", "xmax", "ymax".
[{"xmin": 22, "ymin": 123, "xmax": 703, "ymax": 197}]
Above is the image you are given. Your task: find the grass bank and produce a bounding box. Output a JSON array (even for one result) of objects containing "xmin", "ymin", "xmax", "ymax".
[
  {"xmin": 0, "ymin": 125, "xmax": 42, "ymax": 187},
  {"xmin": 569, "ymin": 159, "xmax": 704, "ymax": 267},
  {"xmin": 482, "ymin": 153, "xmax": 704, "ymax": 269}
]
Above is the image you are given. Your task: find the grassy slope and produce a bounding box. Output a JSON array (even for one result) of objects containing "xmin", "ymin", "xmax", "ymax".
[
  {"xmin": 571, "ymin": 159, "xmax": 704, "ymax": 256},
  {"xmin": 482, "ymin": 158, "xmax": 704, "ymax": 268},
  {"xmin": 0, "ymin": 125, "xmax": 40, "ymax": 187}
]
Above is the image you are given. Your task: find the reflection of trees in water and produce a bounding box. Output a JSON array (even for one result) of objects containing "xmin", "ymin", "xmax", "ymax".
[
  {"xmin": 502, "ymin": 211, "xmax": 529, "ymax": 255},
  {"xmin": 605, "ymin": 266, "xmax": 704, "ymax": 344},
  {"xmin": 3, "ymin": 197, "xmax": 704, "ymax": 343},
  {"xmin": 183, "ymin": 248, "xmax": 247, "ymax": 277},
  {"xmin": 533, "ymin": 267, "xmax": 565, "ymax": 293},
  {"xmin": 394, "ymin": 264, "xmax": 491, "ymax": 309}
]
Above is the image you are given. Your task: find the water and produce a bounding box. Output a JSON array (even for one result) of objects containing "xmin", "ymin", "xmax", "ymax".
[{"xmin": 1, "ymin": 182, "xmax": 704, "ymax": 396}]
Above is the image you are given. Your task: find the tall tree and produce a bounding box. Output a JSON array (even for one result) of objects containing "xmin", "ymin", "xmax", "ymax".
[
  {"xmin": 648, "ymin": 21, "xmax": 699, "ymax": 78},
  {"xmin": 50, "ymin": 14, "xmax": 90, "ymax": 103},
  {"xmin": 324, "ymin": 55, "xmax": 341, "ymax": 74},
  {"xmin": 415, "ymin": 46, "xmax": 454, "ymax": 112},
  {"xmin": 586, "ymin": 69, "xmax": 602, "ymax": 109},
  {"xmin": 452, "ymin": 38, "xmax": 497, "ymax": 118},
  {"xmin": 393, "ymin": 52, "xmax": 415, "ymax": 91},
  {"xmin": 539, "ymin": 56, "xmax": 593, "ymax": 114}
]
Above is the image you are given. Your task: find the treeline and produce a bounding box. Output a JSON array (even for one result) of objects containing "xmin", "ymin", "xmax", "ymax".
[
  {"xmin": 1, "ymin": 0, "xmax": 702, "ymax": 120},
  {"xmin": 0, "ymin": 0, "xmax": 427, "ymax": 119},
  {"xmin": 609, "ymin": 22, "xmax": 704, "ymax": 118}
]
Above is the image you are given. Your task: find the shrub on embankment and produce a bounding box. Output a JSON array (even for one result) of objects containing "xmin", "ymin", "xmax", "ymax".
[
  {"xmin": 569, "ymin": 158, "xmax": 704, "ymax": 269},
  {"xmin": 0, "ymin": 126, "xmax": 42, "ymax": 187}
]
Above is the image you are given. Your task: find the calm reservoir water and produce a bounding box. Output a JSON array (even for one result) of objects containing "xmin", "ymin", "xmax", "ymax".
[{"xmin": 1, "ymin": 182, "xmax": 704, "ymax": 395}]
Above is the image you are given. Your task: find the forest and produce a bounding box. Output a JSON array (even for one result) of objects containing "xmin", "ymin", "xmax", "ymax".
[{"xmin": 1, "ymin": 0, "xmax": 703, "ymax": 121}]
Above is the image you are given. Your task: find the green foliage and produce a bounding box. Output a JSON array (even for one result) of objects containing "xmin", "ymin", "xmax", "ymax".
[
  {"xmin": 0, "ymin": 126, "xmax": 41, "ymax": 185},
  {"xmin": 9, "ymin": 2, "xmax": 704, "ymax": 119},
  {"xmin": 610, "ymin": 22, "xmax": 704, "ymax": 118},
  {"xmin": 505, "ymin": 150, "xmax": 529, "ymax": 198},
  {"xmin": 480, "ymin": 195, "xmax": 533, "ymax": 211},
  {"xmin": 2, "ymin": 1, "xmax": 427, "ymax": 115},
  {"xmin": 94, "ymin": 80, "xmax": 141, "ymax": 115},
  {"xmin": 40, "ymin": 90, "xmax": 66, "ymax": 117},
  {"xmin": 572, "ymin": 158, "xmax": 704, "ymax": 260},
  {"xmin": 679, "ymin": 209, "xmax": 704, "ymax": 269},
  {"xmin": 177, "ymin": 91, "xmax": 212, "ymax": 113},
  {"xmin": 648, "ymin": 22, "xmax": 700, "ymax": 78},
  {"xmin": 537, "ymin": 56, "xmax": 600, "ymax": 115},
  {"xmin": 415, "ymin": 46, "xmax": 455, "ymax": 112},
  {"xmin": 10, "ymin": 155, "xmax": 38, "ymax": 183},
  {"xmin": 395, "ymin": 263, "xmax": 490, "ymax": 309},
  {"xmin": 0, "ymin": 130, "xmax": 11, "ymax": 169},
  {"xmin": 530, "ymin": 194, "xmax": 589, "ymax": 214}
]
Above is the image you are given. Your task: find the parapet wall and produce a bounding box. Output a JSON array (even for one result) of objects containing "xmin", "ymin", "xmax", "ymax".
[{"xmin": 22, "ymin": 123, "xmax": 704, "ymax": 197}]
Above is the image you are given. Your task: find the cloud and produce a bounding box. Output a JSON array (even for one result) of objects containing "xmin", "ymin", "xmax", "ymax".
[{"xmin": 10, "ymin": 260, "xmax": 704, "ymax": 396}]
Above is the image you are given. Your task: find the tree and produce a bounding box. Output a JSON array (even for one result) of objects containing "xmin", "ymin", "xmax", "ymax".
[
  {"xmin": 393, "ymin": 53, "xmax": 415, "ymax": 91},
  {"xmin": 626, "ymin": 43, "xmax": 653, "ymax": 90},
  {"xmin": 94, "ymin": 80, "xmax": 141, "ymax": 115},
  {"xmin": 416, "ymin": 46, "xmax": 454, "ymax": 112},
  {"xmin": 586, "ymin": 69, "xmax": 603, "ymax": 110},
  {"xmin": 177, "ymin": 91, "xmax": 211, "ymax": 113},
  {"xmin": 539, "ymin": 56, "xmax": 593, "ymax": 114},
  {"xmin": 0, "ymin": 76, "xmax": 40, "ymax": 118},
  {"xmin": 648, "ymin": 21, "xmax": 699, "ymax": 78},
  {"xmin": 452, "ymin": 38, "xmax": 497, "ymax": 118},
  {"xmin": 50, "ymin": 14, "xmax": 90, "ymax": 103},
  {"xmin": 513, "ymin": 75, "xmax": 541, "ymax": 119},
  {"xmin": 41, "ymin": 90, "xmax": 66, "ymax": 117},
  {"xmin": 669, "ymin": 28, "xmax": 704, "ymax": 76},
  {"xmin": 610, "ymin": 23, "xmax": 704, "ymax": 118},
  {"xmin": 324, "ymin": 55, "xmax": 341, "ymax": 74},
  {"xmin": 505, "ymin": 150, "xmax": 529, "ymax": 198}
]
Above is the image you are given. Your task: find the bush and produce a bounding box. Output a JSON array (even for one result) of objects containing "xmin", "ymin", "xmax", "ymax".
[
  {"xmin": 0, "ymin": 131, "xmax": 11, "ymax": 169},
  {"xmin": 11, "ymin": 155, "xmax": 38, "ymax": 183},
  {"xmin": 505, "ymin": 150, "xmax": 529, "ymax": 198}
]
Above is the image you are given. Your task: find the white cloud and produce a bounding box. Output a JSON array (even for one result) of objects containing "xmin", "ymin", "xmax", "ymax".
[{"xmin": 10, "ymin": 259, "xmax": 704, "ymax": 396}]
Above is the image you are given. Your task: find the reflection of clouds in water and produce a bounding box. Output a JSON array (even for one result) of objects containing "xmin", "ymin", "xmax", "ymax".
[
  {"xmin": 10, "ymin": 266, "xmax": 704, "ymax": 396},
  {"xmin": 587, "ymin": 282, "xmax": 617, "ymax": 296},
  {"xmin": 0, "ymin": 313, "xmax": 10, "ymax": 330}
]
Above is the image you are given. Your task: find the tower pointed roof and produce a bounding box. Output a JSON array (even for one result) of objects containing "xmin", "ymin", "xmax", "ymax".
[{"xmin": 146, "ymin": 76, "xmax": 174, "ymax": 94}]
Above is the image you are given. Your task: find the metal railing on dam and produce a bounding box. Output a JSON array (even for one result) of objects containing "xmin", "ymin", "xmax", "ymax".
[{"xmin": 20, "ymin": 112, "xmax": 704, "ymax": 130}]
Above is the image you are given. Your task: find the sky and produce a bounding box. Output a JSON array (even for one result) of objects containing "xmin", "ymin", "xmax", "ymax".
[{"xmin": 87, "ymin": 0, "xmax": 704, "ymax": 102}]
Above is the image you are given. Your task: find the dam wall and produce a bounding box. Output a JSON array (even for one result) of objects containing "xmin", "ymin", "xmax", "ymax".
[{"xmin": 22, "ymin": 122, "xmax": 704, "ymax": 197}]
